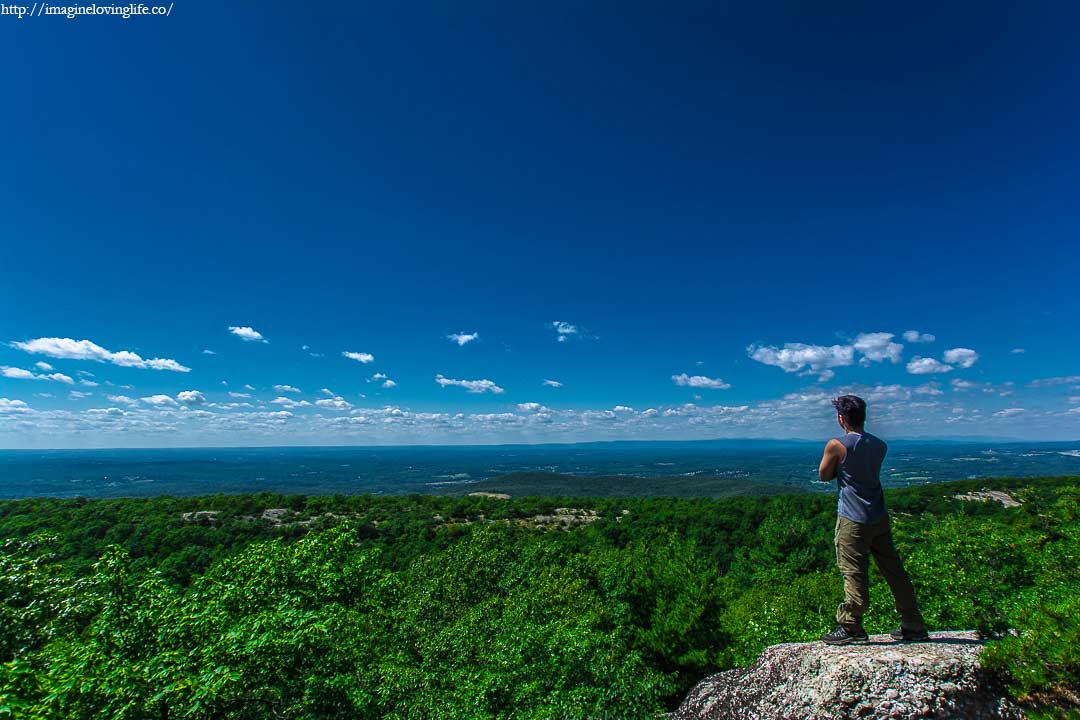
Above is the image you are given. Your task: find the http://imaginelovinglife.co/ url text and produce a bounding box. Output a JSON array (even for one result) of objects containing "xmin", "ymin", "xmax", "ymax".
[{"xmin": 1, "ymin": 2, "xmax": 172, "ymax": 19}]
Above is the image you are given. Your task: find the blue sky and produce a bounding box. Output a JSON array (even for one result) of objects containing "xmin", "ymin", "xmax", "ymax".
[{"xmin": 1, "ymin": 1, "xmax": 1078, "ymax": 447}]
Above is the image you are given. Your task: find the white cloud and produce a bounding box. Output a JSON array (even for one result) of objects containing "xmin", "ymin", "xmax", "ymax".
[
  {"xmin": 613, "ymin": 405, "xmax": 635, "ymax": 412},
  {"xmin": 992, "ymin": 408, "xmax": 1025, "ymax": 418},
  {"xmin": 315, "ymin": 396, "xmax": 352, "ymax": 410},
  {"xmin": 902, "ymin": 330, "xmax": 936, "ymax": 343},
  {"xmin": 542, "ymin": 379, "xmax": 563, "ymax": 388},
  {"xmin": 1028, "ymin": 375, "xmax": 1080, "ymax": 388},
  {"xmin": 943, "ymin": 348, "xmax": 979, "ymax": 369},
  {"xmin": 35, "ymin": 361, "xmax": 53, "ymax": 371},
  {"xmin": 107, "ymin": 395, "xmax": 140, "ymax": 406},
  {"xmin": 228, "ymin": 326, "xmax": 267, "ymax": 343},
  {"xmin": 1, "ymin": 366, "xmax": 75, "ymax": 384},
  {"xmin": 853, "ymin": 332, "xmax": 903, "ymax": 365},
  {"xmin": 68, "ymin": 390, "xmax": 92, "ymax": 399},
  {"xmin": 672, "ymin": 373, "xmax": 731, "ymax": 390},
  {"xmin": 80, "ymin": 379, "xmax": 99, "ymax": 387},
  {"xmin": 177, "ymin": 390, "xmax": 206, "ymax": 406},
  {"xmin": 517, "ymin": 402, "xmax": 550, "ymax": 412},
  {"xmin": 435, "ymin": 374, "xmax": 505, "ymax": 394},
  {"xmin": 319, "ymin": 388, "xmax": 335, "ymax": 397},
  {"xmin": 12, "ymin": 337, "xmax": 190, "ymax": 372},
  {"xmin": 448, "ymin": 332, "xmax": 479, "ymax": 346},
  {"xmin": 906, "ymin": 357, "xmax": 954, "ymax": 375},
  {"xmin": 747, "ymin": 342, "xmax": 855, "ymax": 381},
  {"xmin": 141, "ymin": 394, "xmax": 178, "ymax": 406},
  {"xmin": 343, "ymin": 351, "xmax": 375, "ymax": 364},
  {"xmin": 243, "ymin": 384, "xmax": 255, "ymax": 391},
  {"xmin": 0, "ymin": 398, "xmax": 30, "ymax": 413},
  {"xmin": 382, "ymin": 379, "xmax": 397, "ymax": 389},
  {"xmin": 202, "ymin": 349, "xmax": 216, "ymax": 355},
  {"xmin": 552, "ymin": 321, "xmax": 579, "ymax": 342},
  {"xmin": 1011, "ymin": 348, "xmax": 1026, "ymax": 354},
  {"xmin": 371, "ymin": 373, "xmax": 387, "ymax": 381},
  {"xmin": 273, "ymin": 384, "xmax": 301, "ymax": 393},
  {"xmin": 229, "ymin": 392, "xmax": 252, "ymax": 399},
  {"xmin": 271, "ymin": 397, "xmax": 311, "ymax": 408}
]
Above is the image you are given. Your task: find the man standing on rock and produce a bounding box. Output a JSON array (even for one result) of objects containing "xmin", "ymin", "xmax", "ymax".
[{"xmin": 817, "ymin": 395, "xmax": 930, "ymax": 645}]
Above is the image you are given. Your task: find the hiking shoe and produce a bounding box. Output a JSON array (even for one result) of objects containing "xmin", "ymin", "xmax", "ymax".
[
  {"xmin": 890, "ymin": 626, "xmax": 930, "ymax": 642},
  {"xmin": 821, "ymin": 625, "xmax": 869, "ymax": 645}
]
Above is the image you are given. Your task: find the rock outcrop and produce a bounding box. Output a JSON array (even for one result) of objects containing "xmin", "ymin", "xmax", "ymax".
[{"xmin": 671, "ymin": 631, "xmax": 1022, "ymax": 720}]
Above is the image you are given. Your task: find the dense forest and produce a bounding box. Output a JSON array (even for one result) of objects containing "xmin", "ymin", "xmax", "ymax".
[{"xmin": 0, "ymin": 475, "xmax": 1077, "ymax": 719}]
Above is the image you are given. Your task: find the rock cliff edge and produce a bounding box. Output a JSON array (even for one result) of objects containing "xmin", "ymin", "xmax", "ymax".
[{"xmin": 671, "ymin": 631, "xmax": 1022, "ymax": 720}]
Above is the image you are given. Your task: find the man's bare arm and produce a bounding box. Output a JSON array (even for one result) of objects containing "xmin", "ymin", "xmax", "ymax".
[{"xmin": 818, "ymin": 439, "xmax": 846, "ymax": 482}]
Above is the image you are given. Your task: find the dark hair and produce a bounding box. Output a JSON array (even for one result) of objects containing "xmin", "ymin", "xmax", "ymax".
[{"xmin": 832, "ymin": 395, "xmax": 866, "ymax": 427}]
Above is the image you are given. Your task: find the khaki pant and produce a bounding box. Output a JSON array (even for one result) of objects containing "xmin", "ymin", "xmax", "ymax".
[{"xmin": 835, "ymin": 514, "xmax": 925, "ymax": 631}]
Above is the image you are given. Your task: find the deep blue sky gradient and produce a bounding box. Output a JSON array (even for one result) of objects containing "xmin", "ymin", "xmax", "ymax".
[{"xmin": 1, "ymin": 1, "xmax": 1078, "ymax": 446}]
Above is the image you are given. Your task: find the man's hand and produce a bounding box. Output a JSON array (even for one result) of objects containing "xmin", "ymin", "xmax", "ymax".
[{"xmin": 818, "ymin": 438, "xmax": 846, "ymax": 482}]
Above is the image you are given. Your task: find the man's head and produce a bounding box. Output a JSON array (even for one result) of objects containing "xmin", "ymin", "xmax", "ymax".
[{"xmin": 832, "ymin": 394, "xmax": 866, "ymax": 431}]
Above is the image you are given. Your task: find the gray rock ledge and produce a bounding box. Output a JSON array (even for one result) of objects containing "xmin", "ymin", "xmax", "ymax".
[{"xmin": 670, "ymin": 630, "xmax": 1022, "ymax": 720}]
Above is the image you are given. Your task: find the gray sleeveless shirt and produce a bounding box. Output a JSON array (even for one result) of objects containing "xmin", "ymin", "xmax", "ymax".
[{"xmin": 835, "ymin": 431, "xmax": 887, "ymax": 523}]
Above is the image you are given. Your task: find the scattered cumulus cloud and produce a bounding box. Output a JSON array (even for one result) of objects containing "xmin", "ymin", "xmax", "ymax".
[
  {"xmin": 0, "ymin": 398, "xmax": 30, "ymax": 413},
  {"xmin": 141, "ymin": 394, "xmax": 178, "ymax": 407},
  {"xmin": 448, "ymin": 332, "xmax": 479, "ymax": 346},
  {"xmin": 68, "ymin": 390, "xmax": 92, "ymax": 399},
  {"xmin": 747, "ymin": 342, "xmax": 855, "ymax": 382},
  {"xmin": 902, "ymin": 330, "xmax": 936, "ymax": 343},
  {"xmin": 343, "ymin": 351, "xmax": 375, "ymax": 364},
  {"xmin": 542, "ymin": 379, "xmax": 563, "ymax": 388},
  {"xmin": 672, "ymin": 373, "xmax": 731, "ymax": 390},
  {"xmin": 273, "ymin": 384, "xmax": 301, "ymax": 393},
  {"xmin": 229, "ymin": 392, "xmax": 252, "ymax": 399},
  {"xmin": 1, "ymin": 366, "xmax": 75, "ymax": 384},
  {"xmin": 319, "ymin": 388, "xmax": 335, "ymax": 397},
  {"xmin": 177, "ymin": 390, "xmax": 206, "ymax": 406},
  {"xmin": 993, "ymin": 408, "xmax": 1025, "ymax": 418},
  {"xmin": 107, "ymin": 395, "xmax": 139, "ymax": 406},
  {"xmin": 906, "ymin": 357, "xmax": 954, "ymax": 375},
  {"xmin": 271, "ymin": 397, "xmax": 312, "ymax": 409},
  {"xmin": 435, "ymin": 374, "xmax": 505, "ymax": 394},
  {"xmin": 382, "ymin": 379, "xmax": 397, "ymax": 388},
  {"xmin": 11, "ymin": 337, "xmax": 190, "ymax": 372},
  {"xmin": 35, "ymin": 361, "xmax": 53, "ymax": 371},
  {"xmin": 202, "ymin": 349, "xmax": 216, "ymax": 355},
  {"xmin": 315, "ymin": 396, "xmax": 352, "ymax": 410},
  {"xmin": 943, "ymin": 348, "xmax": 979, "ymax": 369},
  {"xmin": 853, "ymin": 333, "xmax": 903, "ymax": 365},
  {"xmin": 228, "ymin": 326, "xmax": 267, "ymax": 343},
  {"xmin": 1011, "ymin": 348, "xmax": 1026, "ymax": 354}
]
